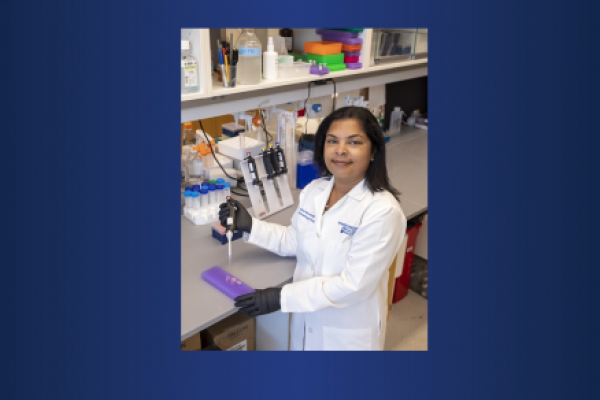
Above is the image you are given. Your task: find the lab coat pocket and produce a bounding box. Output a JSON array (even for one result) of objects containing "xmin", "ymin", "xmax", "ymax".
[{"xmin": 323, "ymin": 326, "xmax": 374, "ymax": 351}]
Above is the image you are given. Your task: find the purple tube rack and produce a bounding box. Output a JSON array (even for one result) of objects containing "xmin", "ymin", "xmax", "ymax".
[
  {"xmin": 201, "ymin": 266, "xmax": 255, "ymax": 300},
  {"xmin": 320, "ymin": 35, "xmax": 363, "ymax": 45},
  {"xmin": 310, "ymin": 65, "xmax": 329, "ymax": 75},
  {"xmin": 316, "ymin": 29, "xmax": 359, "ymax": 38},
  {"xmin": 345, "ymin": 62, "xmax": 363, "ymax": 70}
]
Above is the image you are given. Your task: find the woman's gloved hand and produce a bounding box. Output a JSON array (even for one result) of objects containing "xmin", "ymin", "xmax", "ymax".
[
  {"xmin": 234, "ymin": 287, "xmax": 282, "ymax": 316},
  {"xmin": 218, "ymin": 198, "xmax": 253, "ymax": 233}
]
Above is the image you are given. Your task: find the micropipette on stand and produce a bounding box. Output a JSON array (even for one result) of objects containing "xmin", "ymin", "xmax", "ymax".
[{"xmin": 225, "ymin": 196, "xmax": 236, "ymax": 265}]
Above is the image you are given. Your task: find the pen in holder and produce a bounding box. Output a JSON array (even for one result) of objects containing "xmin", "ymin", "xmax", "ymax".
[{"xmin": 219, "ymin": 65, "xmax": 236, "ymax": 88}]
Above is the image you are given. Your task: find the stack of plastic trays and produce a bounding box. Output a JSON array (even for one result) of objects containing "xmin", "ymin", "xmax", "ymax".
[
  {"xmin": 201, "ymin": 266, "xmax": 255, "ymax": 300},
  {"xmin": 316, "ymin": 30, "xmax": 363, "ymax": 70}
]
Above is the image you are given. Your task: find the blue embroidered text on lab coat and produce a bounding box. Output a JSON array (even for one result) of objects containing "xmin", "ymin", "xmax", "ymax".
[
  {"xmin": 338, "ymin": 222, "xmax": 358, "ymax": 236},
  {"xmin": 299, "ymin": 208, "xmax": 315, "ymax": 223}
]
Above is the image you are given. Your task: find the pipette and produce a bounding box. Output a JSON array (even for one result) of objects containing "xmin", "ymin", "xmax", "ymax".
[{"xmin": 225, "ymin": 196, "xmax": 236, "ymax": 265}]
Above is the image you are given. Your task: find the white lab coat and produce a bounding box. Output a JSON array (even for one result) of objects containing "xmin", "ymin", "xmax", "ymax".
[{"xmin": 245, "ymin": 177, "xmax": 406, "ymax": 350}]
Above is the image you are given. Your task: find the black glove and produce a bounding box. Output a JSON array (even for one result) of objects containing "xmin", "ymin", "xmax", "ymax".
[
  {"xmin": 234, "ymin": 287, "xmax": 282, "ymax": 316},
  {"xmin": 218, "ymin": 198, "xmax": 253, "ymax": 233}
]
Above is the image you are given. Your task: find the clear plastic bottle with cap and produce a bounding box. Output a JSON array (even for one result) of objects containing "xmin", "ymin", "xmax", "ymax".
[
  {"xmin": 191, "ymin": 192, "xmax": 200, "ymax": 209},
  {"xmin": 181, "ymin": 40, "xmax": 199, "ymax": 94},
  {"xmin": 235, "ymin": 29, "xmax": 262, "ymax": 85},
  {"xmin": 183, "ymin": 122, "xmax": 194, "ymax": 145},
  {"xmin": 184, "ymin": 191, "xmax": 192, "ymax": 208},
  {"xmin": 199, "ymin": 188, "xmax": 209, "ymax": 210},
  {"xmin": 216, "ymin": 183, "xmax": 224, "ymax": 205},
  {"xmin": 208, "ymin": 184, "xmax": 217, "ymax": 205},
  {"xmin": 263, "ymin": 37, "xmax": 278, "ymax": 80},
  {"xmin": 389, "ymin": 106, "xmax": 405, "ymax": 135},
  {"xmin": 223, "ymin": 182, "xmax": 231, "ymax": 198}
]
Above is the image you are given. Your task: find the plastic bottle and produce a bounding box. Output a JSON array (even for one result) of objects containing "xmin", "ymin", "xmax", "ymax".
[
  {"xmin": 389, "ymin": 106, "xmax": 404, "ymax": 135},
  {"xmin": 191, "ymin": 192, "xmax": 200, "ymax": 209},
  {"xmin": 183, "ymin": 122, "xmax": 194, "ymax": 145},
  {"xmin": 184, "ymin": 191, "xmax": 192, "ymax": 208},
  {"xmin": 235, "ymin": 29, "xmax": 262, "ymax": 85},
  {"xmin": 208, "ymin": 184, "xmax": 216, "ymax": 205},
  {"xmin": 279, "ymin": 28, "xmax": 293, "ymax": 51},
  {"xmin": 223, "ymin": 182, "xmax": 231, "ymax": 198},
  {"xmin": 200, "ymin": 188, "xmax": 209, "ymax": 209},
  {"xmin": 216, "ymin": 183, "xmax": 224, "ymax": 204},
  {"xmin": 181, "ymin": 41, "xmax": 199, "ymax": 94},
  {"xmin": 263, "ymin": 37, "xmax": 278, "ymax": 80}
]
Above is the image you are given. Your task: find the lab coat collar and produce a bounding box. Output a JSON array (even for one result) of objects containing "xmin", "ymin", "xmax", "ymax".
[
  {"xmin": 314, "ymin": 177, "xmax": 369, "ymax": 236},
  {"xmin": 316, "ymin": 177, "xmax": 369, "ymax": 201}
]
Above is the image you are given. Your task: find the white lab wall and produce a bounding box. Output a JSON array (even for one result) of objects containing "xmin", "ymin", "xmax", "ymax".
[
  {"xmin": 256, "ymin": 310, "xmax": 290, "ymax": 350},
  {"xmin": 414, "ymin": 214, "xmax": 428, "ymax": 260}
]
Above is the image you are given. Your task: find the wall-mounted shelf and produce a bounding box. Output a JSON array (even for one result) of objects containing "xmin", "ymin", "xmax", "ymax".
[{"xmin": 181, "ymin": 28, "xmax": 428, "ymax": 121}]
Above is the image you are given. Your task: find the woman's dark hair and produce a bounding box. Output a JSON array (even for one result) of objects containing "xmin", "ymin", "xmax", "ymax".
[{"xmin": 314, "ymin": 106, "xmax": 401, "ymax": 202}]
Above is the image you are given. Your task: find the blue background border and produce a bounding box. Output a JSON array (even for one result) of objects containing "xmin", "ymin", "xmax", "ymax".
[{"xmin": 3, "ymin": 0, "xmax": 599, "ymax": 398}]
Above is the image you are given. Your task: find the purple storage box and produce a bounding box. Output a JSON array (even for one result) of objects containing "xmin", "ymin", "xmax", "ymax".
[
  {"xmin": 310, "ymin": 65, "xmax": 329, "ymax": 75},
  {"xmin": 345, "ymin": 62, "xmax": 363, "ymax": 70},
  {"xmin": 321, "ymin": 35, "xmax": 363, "ymax": 45},
  {"xmin": 201, "ymin": 265, "xmax": 255, "ymax": 300},
  {"xmin": 342, "ymin": 50, "xmax": 361, "ymax": 57},
  {"xmin": 315, "ymin": 29, "xmax": 359, "ymax": 38}
]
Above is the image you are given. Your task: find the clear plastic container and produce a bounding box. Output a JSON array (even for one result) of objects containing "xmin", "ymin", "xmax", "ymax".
[
  {"xmin": 389, "ymin": 106, "xmax": 405, "ymax": 135},
  {"xmin": 235, "ymin": 29, "xmax": 262, "ymax": 85},
  {"xmin": 191, "ymin": 192, "xmax": 200, "ymax": 209},
  {"xmin": 184, "ymin": 191, "xmax": 193, "ymax": 208},
  {"xmin": 181, "ymin": 41, "xmax": 199, "ymax": 94},
  {"xmin": 208, "ymin": 184, "xmax": 216, "ymax": 205},
  {"xmin": 278, "ymin": 61, "xmax": 311, "ymax": 79},
  {"xmin": 200, "ymin": 188, "xmax": 209, "ymax": 209}
]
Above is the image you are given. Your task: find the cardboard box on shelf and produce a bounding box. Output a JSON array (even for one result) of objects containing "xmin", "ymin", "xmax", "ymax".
[
  {"xmin": 201, "ymin": 312, "xmax": 256, "ymax": 351},
  {"xmin": 181, "ymin": 332, "xmax": 202, "ymax": 351}
]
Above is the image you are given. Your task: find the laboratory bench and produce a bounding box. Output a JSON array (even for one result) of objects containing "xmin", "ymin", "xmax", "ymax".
[{"xmin": 181, "ymin": 126, "xmax": 427, "ymax": 341}]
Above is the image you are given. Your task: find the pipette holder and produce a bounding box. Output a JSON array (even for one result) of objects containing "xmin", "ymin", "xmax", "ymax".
[
  {"xmin": 217, "ymin": 136, "xmax": 265, "ymax": 160},
  {"xmin": 240, "ymin": 154, "xmax": 294, "ymax": 219},
  {"xmin": 183, "ymin": 205, "xmax": 219, "ymax": 226}
]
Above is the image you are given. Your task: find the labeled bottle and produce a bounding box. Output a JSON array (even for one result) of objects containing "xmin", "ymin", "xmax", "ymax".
[
  {"xmin": 235, "ymin": 29, "xmax": 262, "ymax": 85},
  {"xmin": 183, "ymin": 122, "xmax": 194, "ymax": 145},
  {"xmin": 279, "ymin": 28, "xmax": 293, "ymax": 51},
  {"xmin": 389, "ymin": 106, "xmax": 404, "ymax": 135},
  {"xmin": 181, "ymin": 41, "xmax": 199, "ymax": 94},
  {"xmin": 263, "ymin": 37, "xmax": 278, "ymax": 80}
]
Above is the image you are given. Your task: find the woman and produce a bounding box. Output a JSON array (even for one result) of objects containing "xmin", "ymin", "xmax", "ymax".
[{"xmin": 219, "ymin": 106, "xmax": 406, "ymax": 350}]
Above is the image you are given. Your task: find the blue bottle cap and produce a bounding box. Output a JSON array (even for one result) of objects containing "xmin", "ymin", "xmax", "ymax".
[
  {"xmin": 192, "ymin": 185, "xmax": 200, "ymax": 192},
  {"xmin": 184, "ymin": 191, "xmax": 191, "ymax": 196},
  {"xmin": 216, "ymin": 184, "xmax": 223, "ymax": 189},
  {"xmin": 200, "ymin": 189, "xmax": 208, "ymax": 194},
  {"xmin": 224, "ymin": 182, "xmax": 231, "ymax": 188},
  {"xmin": 185, "ymin": 186, "xmax": 192, "ymax": 191},
  {"xmin": 216, "ymin": 178, "xmax": 225, "ymax": 184},
  {"xmin": 191, "ymin": 192, "xmax": 199, "ymax": 197},
  {"xmin": 209, "ymin": 184, "xmax": 216, "ymax": 191}
]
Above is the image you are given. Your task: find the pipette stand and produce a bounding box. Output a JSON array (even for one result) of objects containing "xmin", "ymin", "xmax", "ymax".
[
  {"xmin": 183, "ymin": 205, "xmax": 219, "ymax": 226},
  {"xmin": 240, "ymin": 155, "xmax": 294, "ymax": 219}
]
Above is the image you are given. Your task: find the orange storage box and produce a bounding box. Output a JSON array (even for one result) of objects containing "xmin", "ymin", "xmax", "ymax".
[
  {"xmin": 304, "ymin": 41, "xmax": 343, "ymax": 55},
  {"xmin": 342, "ymin": 43, "xmax": 362, "ymax": 52}
]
